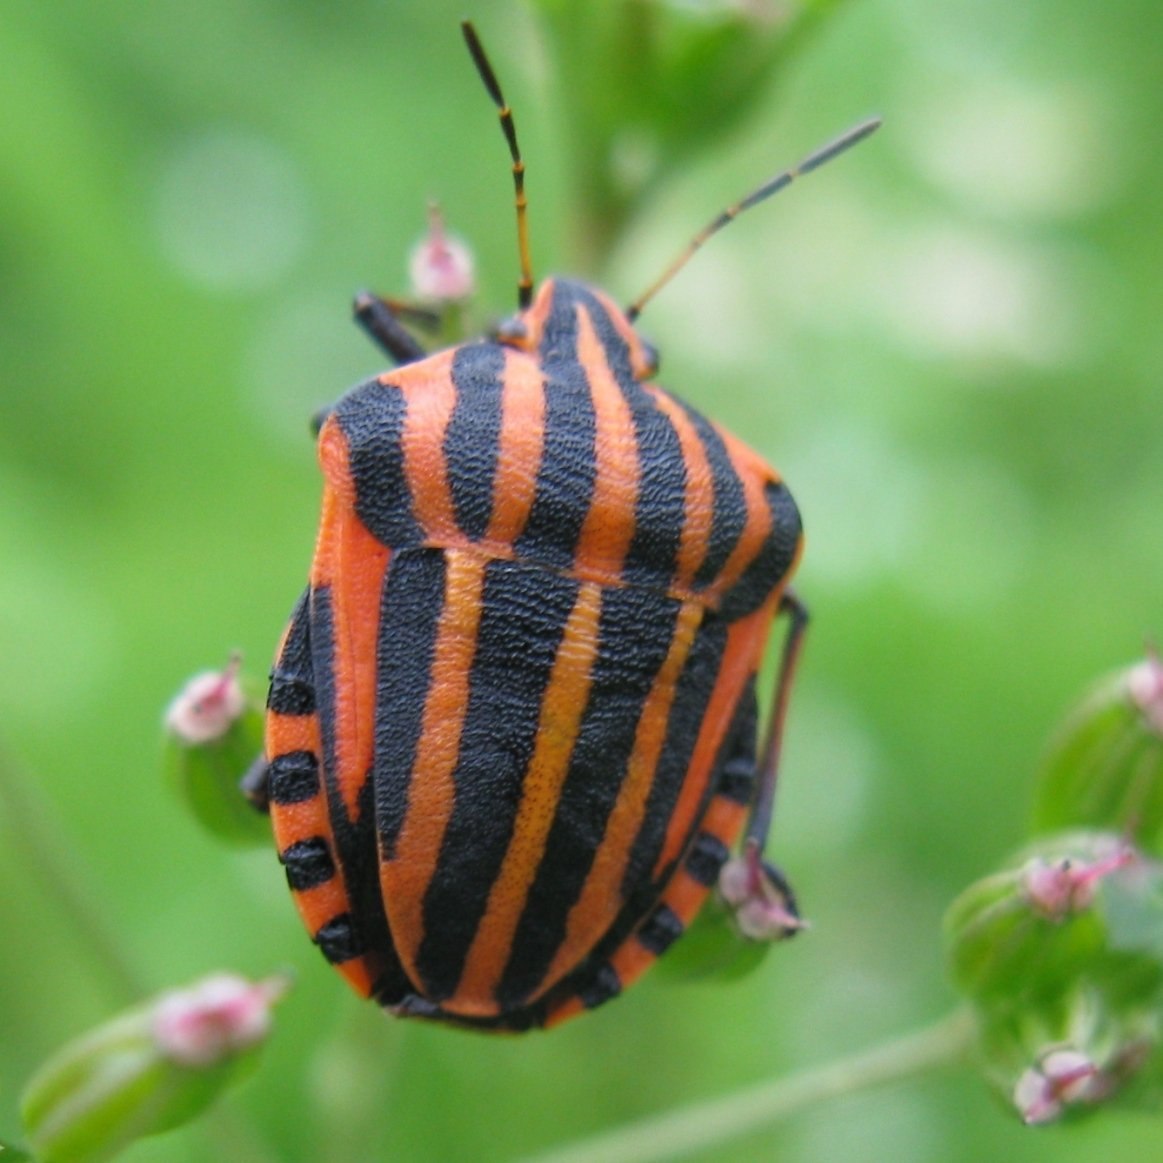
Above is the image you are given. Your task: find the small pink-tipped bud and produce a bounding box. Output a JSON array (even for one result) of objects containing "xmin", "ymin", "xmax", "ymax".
[
  {"xmin": 718, "ymin": 841, "xmax": 804, "ymax": 941},
  {"xmin": 152, "ymin": 973, "xmax": 289, "ymax": 1068},
  {"xmin": 163, "ymin": 655, "xmax": 269, "ymax": 845},
  {"xmin": 1013, "ymin": 1048, "xmax": 1106, "ymax": 1124},
  {"xmin": 22, "ymin": 971, "xmax": 291, "ymax": 1163},
  {"xmin": 409, "ymin": 203, "xmax": 475, "ymax": 302},
  {"xmin": 165, "ymin": 655, "xmax": 246, "ymax": 744},
  {"xmin": 1021, "ymin": 845, "xmax": 1135, "ymax": 921},
  {"xmin": 1127, "ymin": 653, "xmax": 1163, "ymax": 737}
]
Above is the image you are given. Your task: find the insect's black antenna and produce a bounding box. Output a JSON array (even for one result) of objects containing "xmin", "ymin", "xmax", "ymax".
[
  {"xmin": 461, "ymin": 20, "xmax": 534, "ymax": 311},
  {"xmin": 626, "ymin": 117, "xmax": 882, "ymax": 323}
]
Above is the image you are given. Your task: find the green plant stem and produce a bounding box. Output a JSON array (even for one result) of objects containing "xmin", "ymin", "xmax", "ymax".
[
  {"xmin": 0, "ymin": 742, "xmax": 145, "ymax": 1004},
  {"xmin": 520, "ymin": 1008, "xmax": 976, "ymax": 1163}
]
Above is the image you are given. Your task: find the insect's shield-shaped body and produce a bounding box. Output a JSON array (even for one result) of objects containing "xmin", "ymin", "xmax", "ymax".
[{"xmin": 264, "ymin": 277, "xmax": 801, "ymax": 1029}]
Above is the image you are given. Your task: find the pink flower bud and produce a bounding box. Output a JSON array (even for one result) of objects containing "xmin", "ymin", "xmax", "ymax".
[
  {"xmin": 22, "ymin": 971, "xmax": 291, "ymax": 1161},
  {"xmin": 1127, "ymin": 653, "xmax": 1163, "ymax": 736},
  {"xmin": 1013, "ymin": 1047, "xmax": 1106, "ymax": 1124},
  {"xmin": 152, "ymin": 973, "xmax": 289, "ymax": 1068},
  {"xmin": 165, "ymin": 655, "xmax": 246, "ymax": 745},
  {"xmin": 1020, "ymin": 844, "xmax": 1135, "ymax": 921},
  {"xmin": 409, "ymin": 203, "xmax": 475, "ymax": 302},
  {"xmin": 718, "ymin": 841, "xmax": 804, "ymax": 941}
]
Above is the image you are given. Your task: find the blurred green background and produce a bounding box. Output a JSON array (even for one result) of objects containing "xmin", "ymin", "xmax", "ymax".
[{"xmin": 2, "ymin": 0, "xmax": 1162, "ymax": 1159}]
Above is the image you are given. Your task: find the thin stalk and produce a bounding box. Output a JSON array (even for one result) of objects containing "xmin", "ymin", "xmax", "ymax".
[
  {"xmin": 0, "ymin": 743, "xmax": 145, "ymax": 1003},
  {"xmin": 519, "ymin": 1009, "xmax": 976, "ymax": 1163}
]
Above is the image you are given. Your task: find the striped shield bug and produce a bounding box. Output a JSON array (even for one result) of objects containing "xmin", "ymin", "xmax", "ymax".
[{"xmin": 251, "ymin": 21, "xmax": 879, "ymax": 1031}]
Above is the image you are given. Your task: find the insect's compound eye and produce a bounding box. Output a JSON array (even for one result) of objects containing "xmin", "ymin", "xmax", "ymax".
[
  {"xmin": 492, "ymin": 316, "xmax": 529, "ymax": 346},
  {"xmin": 638, "ymin": 339, "xmax": 661, "ymax": 379}
]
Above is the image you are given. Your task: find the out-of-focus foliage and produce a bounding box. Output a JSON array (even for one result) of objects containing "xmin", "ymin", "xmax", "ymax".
[
  {"xmin": 946, "ymin": 832, "xmax": 1163, "ymax": 1123},
  {"xmin": 943, "ymin": 663, "xmax": 1163, "ymax": 1126},
  {"xmin": 2, "ymin": 0, "xmax": 1162, "ymax": 1160},
  {"xmin": 1032, "ymin": 657, "xmax": 1163, "ymax": 850}
]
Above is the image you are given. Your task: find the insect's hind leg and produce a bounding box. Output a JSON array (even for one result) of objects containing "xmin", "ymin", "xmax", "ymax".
[
  {"xmin": 720, "ymin": 589, "xmax": 809, "ymax": 938},
  {"xmin": 746, "ymin": 589, "xmax": 808, "ymax": 855}
]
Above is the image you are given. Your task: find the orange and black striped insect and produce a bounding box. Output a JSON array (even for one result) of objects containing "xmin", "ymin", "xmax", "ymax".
[{"xmin": 251, "ymin": 22, "xmax": 879, "ymax": 1030}]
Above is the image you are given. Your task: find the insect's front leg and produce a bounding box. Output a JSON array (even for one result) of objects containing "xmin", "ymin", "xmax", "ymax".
[
  {"xmin": 353, "ymin": 291, "xmax": 432, "ymax": 364},
  {"xmin": 241, "ymin": 754, "xmax": 271, "ymax": 814}
]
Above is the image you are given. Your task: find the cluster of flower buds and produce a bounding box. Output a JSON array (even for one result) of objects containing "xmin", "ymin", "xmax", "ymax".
[
  {"xmin": 945, "ymin": 654, "xmax": 1163, "ymax": 1124},
  {"xmin": 164, "ymin": 656, "xmax": 270, "ymax": 846},
  {"xmin": 20, "ymin": 973, "xmax": 289, "ymax": 1162}
]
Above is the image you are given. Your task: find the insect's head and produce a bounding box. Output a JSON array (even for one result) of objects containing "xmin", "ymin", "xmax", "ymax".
[{"xmin": 493, "ymin": 277, "xmax": 661, "ymax": 382}]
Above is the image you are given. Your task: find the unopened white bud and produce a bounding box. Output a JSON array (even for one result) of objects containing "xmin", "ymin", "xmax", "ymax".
[
  {"xmin": 165, "ymin": 656, "xmax": 246, "ymax": 744},
  {"xmin": 409, "ymin": 203, "xmax": 475, "ymax": 302}
]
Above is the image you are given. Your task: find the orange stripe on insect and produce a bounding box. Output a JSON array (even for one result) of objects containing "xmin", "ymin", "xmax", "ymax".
[
  {"xmin": 265, "ymin": 710, "xmax": 319, "ymax": 757},
  {"xmin": 397, "ymin": 353, "xmax": 460, "ymax": 543},
  {"xmin": 653, "ymin": 595, "xmax": 780, "ymax": 880},
  {"xmin": 538, "ymin": 599, "xmax": 704, "ymax": 996},
  {"xmin": 308, "ymin": 488, "xmax": 343, "ymax": 591},
  {"xmin": 484, "ymin": 348, "xmax": 546, "ymax": 549},
  {"xmin": 452, "ymin": 581, "xmax": 603, "ymax": 1013},
  {"xmin": 315, "ymin": 415, "xmax": 357, "ymax": 511},
  {"xmin": 642, "ymin": 385, "xmax": 715, "ymax": 594},
  {"xmin": 708, "ymin": 429, "xmax": 779, "ymax": 601},
  {"xmin": 328, "ymin": 498, "xmax": 392, "ymax": 823},
  {"xmin": 571, "ymin": 305, "xmax": 640, "ymax": 579},
  {"xmin": 379, "ymin": 550, "xmax": 486, "ymax": 989}
]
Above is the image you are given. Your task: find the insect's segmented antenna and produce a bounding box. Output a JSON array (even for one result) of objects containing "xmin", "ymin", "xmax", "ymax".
[
  {"xmin": 626, "ymin": 117, "xmax": 882, "ymax": 323},
  {"xmin": 461, "ymin": 20, "xmax": 534, "ymax": 311}
]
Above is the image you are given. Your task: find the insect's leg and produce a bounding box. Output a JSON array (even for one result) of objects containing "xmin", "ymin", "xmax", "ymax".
[
  {"xmin": 352, "ymin": 291, "xmax": 430, "ymax": 364},
  {"xmin": 723, "ymin": 589, "xmax": 809, "ymax": 934},
  {"xmin": 307, "ymin": 294, "xmax": 436, "ymax": 435},
  {"xmin": 746, "ymin": 588, "xmax": 809, "ymax": 853},
  {"xmin": 241, "ymin": 754, "xmax": 270, "ymax": 814}
]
